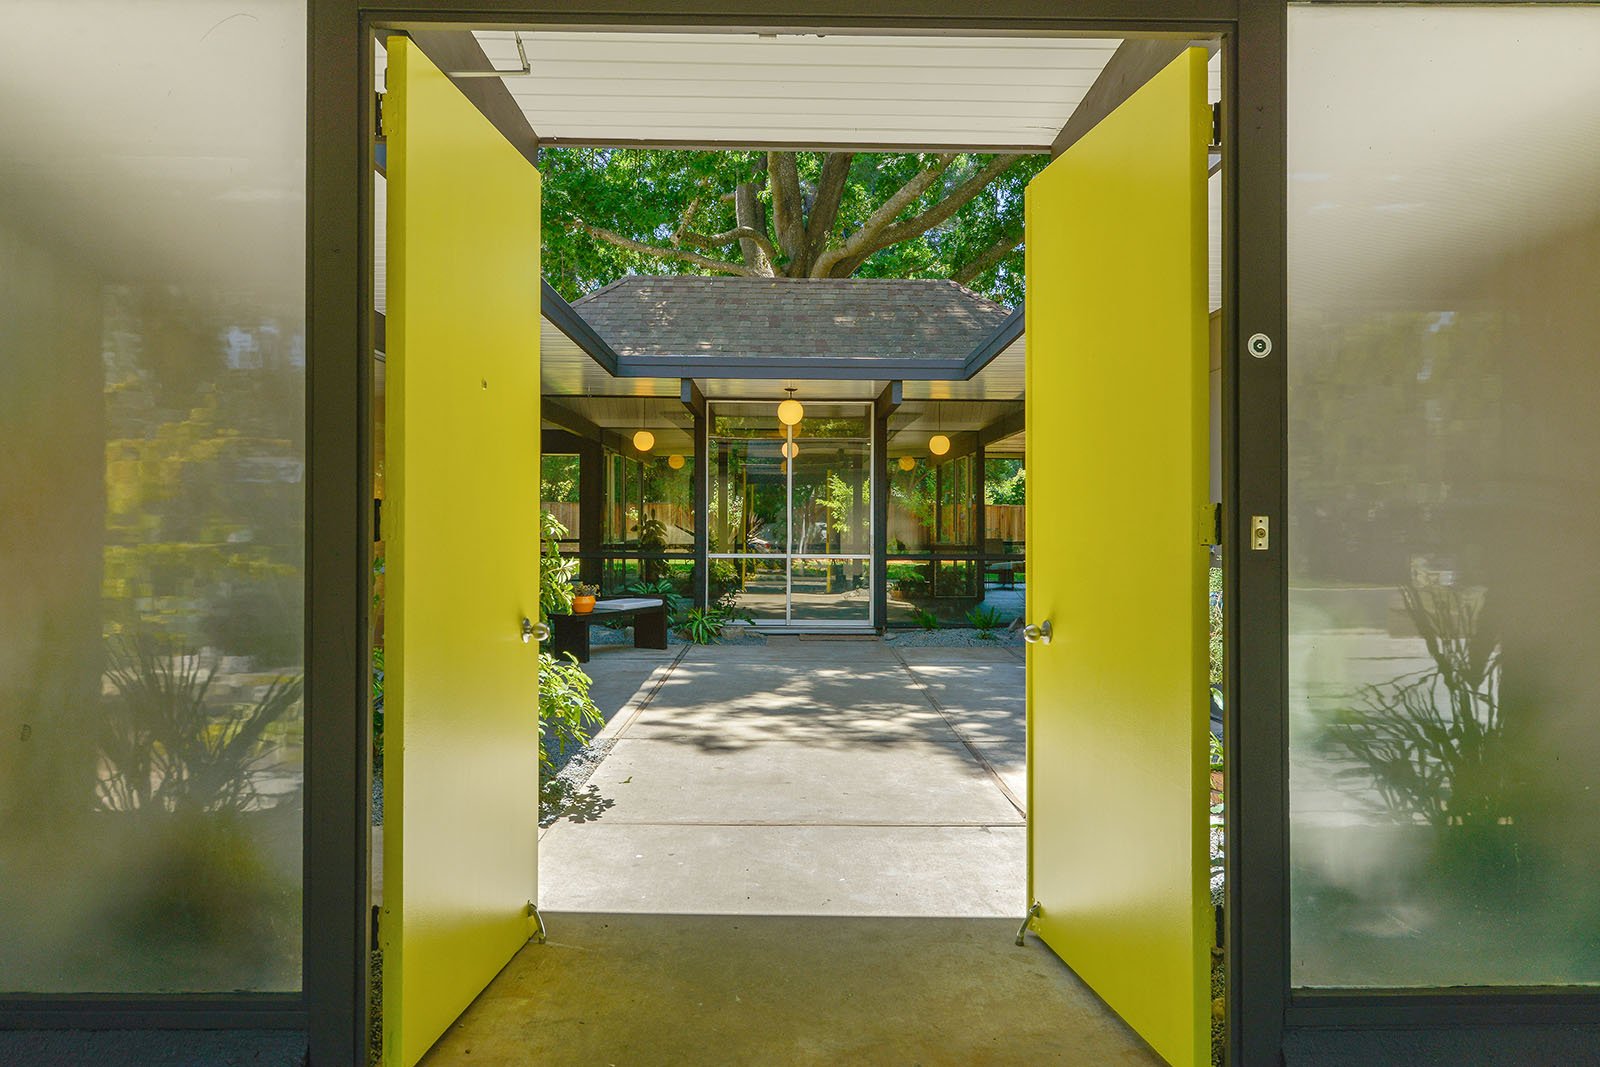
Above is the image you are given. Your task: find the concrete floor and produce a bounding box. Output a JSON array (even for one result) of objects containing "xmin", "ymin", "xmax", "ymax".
[{"xmin": 419, "ymin": 638, "xmax": 1160, "ymax": 1065}]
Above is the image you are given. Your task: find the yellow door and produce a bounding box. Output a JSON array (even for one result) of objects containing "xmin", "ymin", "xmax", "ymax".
[
  {"xmin": 383, "ymin": 37, "xmax": 543, "ymax": 1067},
  {"xmin": 1023, "ymin": 48, "xmax": 1210, "ymax": 1067}
]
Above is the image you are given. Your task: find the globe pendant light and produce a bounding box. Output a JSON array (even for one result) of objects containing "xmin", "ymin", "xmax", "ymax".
[
  {"xmin": 777, "ymin": 387, "xmax": 804, "ymax": 427},
  {"xmin": 898, "ymin": 455, "xmax": 916, "ymax": 472},
  {"xmin": 633, "ymin": 429, "xmax": 655, "ymax": 453},
  {"xmin": 781, "ymin": 440, "xmax": 799, "ymax": 459},
  {"xmin": 929, "ymin": 434, "xmax": 951, "ymax": 457},
  {"xmin": 667, "ymin": 453, "xmax": 685, "ymax": 470}
]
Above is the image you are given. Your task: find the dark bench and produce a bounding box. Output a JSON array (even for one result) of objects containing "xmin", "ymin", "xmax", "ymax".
[{"xmin": 550, "ymin": 597, "xmax": 668, "ymax": 664}]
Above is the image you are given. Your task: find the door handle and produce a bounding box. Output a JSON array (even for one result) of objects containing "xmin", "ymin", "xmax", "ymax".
[
  {"xmin": 521, "ymin": 617, "xmax": 550, "ymax": 644},
  {"xmin": 1021, "ymin": 620, "xmax": 1052, "ymax": 645}
]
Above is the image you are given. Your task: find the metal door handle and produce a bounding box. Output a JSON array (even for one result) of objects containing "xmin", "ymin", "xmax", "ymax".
[
  {"xmin": 521, "ymin": 617, "xmax": 549, "ymax": 644},
  {"xmin": 1021, "ymin": 620, "xmax": 1052, "ymax": 645}
]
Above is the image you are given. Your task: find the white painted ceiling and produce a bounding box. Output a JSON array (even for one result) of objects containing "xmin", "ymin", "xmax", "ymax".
[{"xmin": 472, "ymin": 30, "xmax": 1123, "ymax": 151}]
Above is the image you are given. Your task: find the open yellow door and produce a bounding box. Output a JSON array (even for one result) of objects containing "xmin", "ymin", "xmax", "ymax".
[
  {"xmin": 1023, "ymin": 48, "xmax": 1210, "ymax": 1067},
  {"xmin": 383, "ymin": 37, "xmax": 543, "ymax": 1067}
]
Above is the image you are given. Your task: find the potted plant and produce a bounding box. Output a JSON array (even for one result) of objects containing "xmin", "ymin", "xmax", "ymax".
[{"xmin": 571, "ymin": 582, "xmax": 598, "ymax": 614}]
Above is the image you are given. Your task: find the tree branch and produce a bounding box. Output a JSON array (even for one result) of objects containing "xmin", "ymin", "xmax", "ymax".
[
  {"xmin": 875, "ymin": 155, "xmax": 1024, "ymax": 250},
  {"xmin": 810, "ymin": 153, "xmax": 956, "ymax": 278},
  {"xmin": 733, "ymin": 180, "xmax": 775, "ymax": 274},
  {"xmin": 580, "ymin": 223, "xmax": 757, "ymax": 276},
  {"xmin": 799, "ymin": 152, "xmax": 853, "ymax": 276},
  {"xmin": 679, "ymin": 225, "xmax": 780, "ymax": 270},
  {"xmin": 952, "ymin": 228, "xmax": 1023, "ymax": 286},
  {"xmin": 768, "ymin": 151, "xmax": 807, "ymax": 266}
]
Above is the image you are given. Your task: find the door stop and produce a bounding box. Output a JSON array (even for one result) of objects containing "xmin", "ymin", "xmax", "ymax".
[
  {"xmin": 528, "ymin": 901, "xmax": 548, "ymax": 944},
  {"xmin": 1015, "ymin": 901, "xmax": 1042, "ymax": 946}
]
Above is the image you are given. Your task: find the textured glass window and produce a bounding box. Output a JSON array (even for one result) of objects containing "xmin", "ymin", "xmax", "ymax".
[
  {"xmin": 1288, "ymin": 5, "xmax": 1600, "ymax": 987},
  {"xmin": 0, "ymin": 2, "xmax": 306, "ymax": 991}
]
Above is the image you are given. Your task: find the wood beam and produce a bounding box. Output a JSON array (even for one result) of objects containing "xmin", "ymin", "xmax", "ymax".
[
  {"xmin": 405, "ymin": 29, "xmax": 540, "ymax": 167},
  {"xmin": 874, "ymin": 380, "xmax": 903, "ymax": 420},
  {"xmin": 1051, "ymin": 39, "xmax": 1188, "ymax": 157},
  {"xmin": 679, "ymin": 378, "xmax": 707, "ymax": 420}
]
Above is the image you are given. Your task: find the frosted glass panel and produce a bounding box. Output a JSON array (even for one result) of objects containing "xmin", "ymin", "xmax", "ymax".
[
  {"xmin": 0, "ymin": 2, "xmax": 306, "ymax": 991},
  {"xmin": 1288, "ymin": 5, "xmax": 1600, "ymax": 987}
]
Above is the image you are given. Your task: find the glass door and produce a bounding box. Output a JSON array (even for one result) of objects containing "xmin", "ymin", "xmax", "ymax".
[{"xmin": 708, "ymin": 401, "xmax": 873, "ymax": 628}]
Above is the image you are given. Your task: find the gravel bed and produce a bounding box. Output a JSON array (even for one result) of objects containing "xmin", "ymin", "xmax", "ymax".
[
  {"xmin": 587, "ymin": 624, "xmax": 767, "ymax": 646},
  {"xmin": 883, "ymin": 626, "xmax": 1024, "ymax": 648}
]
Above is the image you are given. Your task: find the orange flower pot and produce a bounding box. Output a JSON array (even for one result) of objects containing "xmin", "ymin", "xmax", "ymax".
[{"xmin": 572, "ymin": 595, "xmax": 596, "ymax": 614}]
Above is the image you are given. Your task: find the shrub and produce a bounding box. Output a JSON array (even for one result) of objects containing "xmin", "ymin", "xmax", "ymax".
[
  {"xmin": 679, "ymin": 606, "xmax": 727, "ymax": 644},
  {"xmin": 538, "ymin": 650, "xmax": 602, "ymax": 788},
  {"xmin": 911, "ymin": 609, "xmax": 940, "ymax": 631}
]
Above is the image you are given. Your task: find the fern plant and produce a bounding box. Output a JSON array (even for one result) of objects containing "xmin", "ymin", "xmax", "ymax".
[
  {"xmin": 911, "ymin": 609, "xmax": 940, "ymax": 631},
  {"xmin": 966, "ymin": 605, "xmax": 1006, "ymax": 639}
]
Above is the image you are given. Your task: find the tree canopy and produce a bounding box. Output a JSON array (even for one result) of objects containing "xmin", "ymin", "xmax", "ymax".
[{"xmin": 540, "ymin": 148, "xmax": 1044, "ymax": 307}]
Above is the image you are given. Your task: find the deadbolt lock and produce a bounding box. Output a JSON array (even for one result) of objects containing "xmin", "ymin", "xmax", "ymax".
[{"xmin": 1250, "ymin": 515, "xmax": 1270, "ymax": 551}]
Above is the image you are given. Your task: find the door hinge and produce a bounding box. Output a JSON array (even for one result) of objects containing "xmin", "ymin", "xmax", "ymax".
[{"xmin": 1200, "ymin": 503, "xmax": 1222, "ymax": 548}]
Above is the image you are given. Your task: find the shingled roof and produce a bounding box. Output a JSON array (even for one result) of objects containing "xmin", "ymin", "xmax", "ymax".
[{"xmin": 572, "ymin": 276, "xmax": 1012, "ymax": 361}]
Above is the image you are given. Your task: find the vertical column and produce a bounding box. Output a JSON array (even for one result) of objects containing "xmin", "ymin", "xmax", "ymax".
[
  {"xmin": 578, "ymin": 439, "xmax": 603, "ymax": 588},
  {"xmin": 872, "ymin": 382, "xmax": 900, "ymax": 633},
  {"xmin": 693, "ymin": 405, "xmax": 708, "ymax": 608}
]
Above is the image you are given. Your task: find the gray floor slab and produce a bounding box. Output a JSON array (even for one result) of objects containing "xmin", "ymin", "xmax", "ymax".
[
  {"xmin": 566, "ymin": 737, "xmax": 1023, "ymax": 825},
  {"xmin": 896, "ymin": 654, "xmax": 1028, "ymax": 806},
  {"xmin": 539, "ymin": 823, "xmax": 1025, "ymax": 916},
  {"xmin": 420, "ymin": 913, "xmax": 1161, "ymax": 1067}
]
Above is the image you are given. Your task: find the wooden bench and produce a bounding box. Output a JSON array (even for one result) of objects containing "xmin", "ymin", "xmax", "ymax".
[{"xmin": 550, "ymin": 597, "xmax": 668, "ymax": 664}]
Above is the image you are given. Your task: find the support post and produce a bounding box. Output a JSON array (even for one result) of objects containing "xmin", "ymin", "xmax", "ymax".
[
  {"xmin": 682, "ymin": 379, "xmax": 710, "ymax": 608},
  {"xmin": 872, "ymin": 382, "xmax": 901, "ymax": 632}
]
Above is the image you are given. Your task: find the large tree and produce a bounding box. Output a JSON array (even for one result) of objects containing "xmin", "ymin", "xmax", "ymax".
[{"xmin": 541, "ymin": 149, "xmax": 1044, "ymax": 306}]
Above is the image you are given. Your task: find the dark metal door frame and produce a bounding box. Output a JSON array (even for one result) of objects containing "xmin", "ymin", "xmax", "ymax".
[{"xmin": 304, "ymin": 3, "xmax": 1277, "ymax": 1065}]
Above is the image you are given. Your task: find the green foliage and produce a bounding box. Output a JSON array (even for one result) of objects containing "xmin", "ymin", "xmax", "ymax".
[
  {"xmin": 540, "ymin": 454, "xmax": 581, "ymax": 503},
  {"xmin": 538, "ymin": 651, "xmax": 603, "ymax": 787},
  {"xmin": 624, "ymin": 578, "xmax": 690, "ymax": 625},
  {"xmin": 983, "ymin": 458, "xmax": 1026, "ymax": 505},
  {"xmin": 1209, "ymin": 566, "xmax": 1224, "ymax": 689},
  {"xmin": 540, "ymin": 148, "xmax": 1044, "ymax": 306},
  {"xmin": 541, "ymin": 510, "xmax": 578, "ymax": 621},
  {"xmin": 911, "ymin": 609, "xmax": 941, "ymax": 631},
  {"xmin": 679, "ymin": 606, "xmax": 728, "ymax": 644},
  {"xmin": 886, "ymin": 562, "xmax": 927, "ymax": 586},
  {"xmin": 572, "ymin": 582, "xmax": 599, "ymax": 599},
  {"xmin": 966, "ymin": 606, "xmax": 1005, "ymax": 638},
  {"xmin": 371, "ymin": 645, "xmax": 384, "ymax": 765},
  {"xmin": 634, "ymin": 512, "xmax": 669, "ymax": 582}
]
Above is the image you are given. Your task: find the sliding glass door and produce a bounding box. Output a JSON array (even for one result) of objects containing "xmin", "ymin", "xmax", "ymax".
[{"xmin": 708, "ymin": 402, "xmax": 873, "ymax": 628}]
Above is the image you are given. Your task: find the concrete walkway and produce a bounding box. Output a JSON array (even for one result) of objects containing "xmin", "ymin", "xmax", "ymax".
[
  {"xmin": 539, "ymin": 638, "xmax": 1027, "ymax": 917},
  {"xmin": 418, "ymin": 637, "xmax": 1161, "ymax": 1065}
]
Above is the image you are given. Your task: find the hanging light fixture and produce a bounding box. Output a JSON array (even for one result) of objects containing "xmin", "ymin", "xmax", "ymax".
[
  {"xmin": 781, "ymin": 440, "xmax": 799, "ymax": 459},
  {"xmin": 777, "ymin": 387, "xmax": 805, "ymax": 427},
  {"xmin": 633, "ymin": 429, "xmax": 655, "ymax": 453},
  {"xmin": 897, "ymin": 455, "xmax": 916, "ymax": 472},
  {"xmin": 929, "ymin": 434, "xmax": 950, "ymax": 456},
  {"xmin": 667, "ymin": 453, "xmax": 685, "ymax": 470}
]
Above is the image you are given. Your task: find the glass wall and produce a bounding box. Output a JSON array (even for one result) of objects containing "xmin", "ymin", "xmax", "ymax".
[
  {"xmin": 0, "ymin": 1, "xmax": 306, "ymax": 992},
  {"xmin": 541, "ymin": 453, "xmax": 581, "ymax": 544},
  {"xmin": 1288, "ymin": 4, "xmax": 1600, "ymax": 988},
  {"xmin": 886, "ymin": 429, "xmax": 1024, "ymax": 627},
  {"xmin": 709, "ymin": 402, "xmax": 871, "ymax": 626}
]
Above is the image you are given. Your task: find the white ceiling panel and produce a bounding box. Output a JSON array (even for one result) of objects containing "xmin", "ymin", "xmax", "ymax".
[{"xmin": 472, "ymin": 30, "xmax": 1121, "ymax": 150}]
